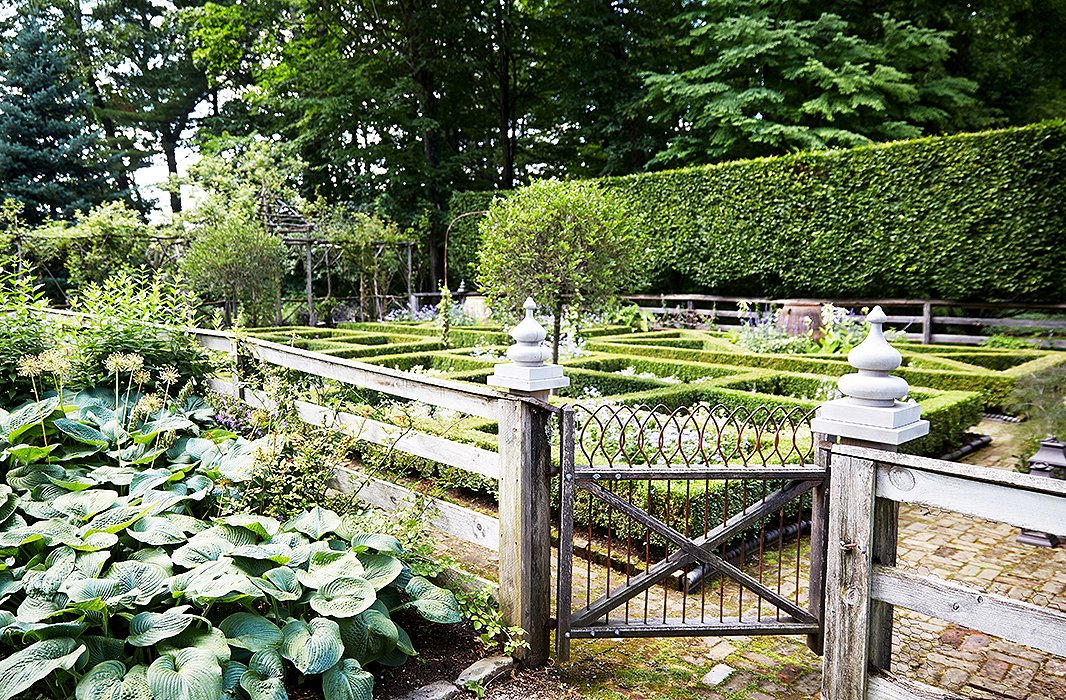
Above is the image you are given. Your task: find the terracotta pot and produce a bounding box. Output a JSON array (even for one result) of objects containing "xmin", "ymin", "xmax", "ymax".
[{"xmin": 776, "ymin": 300, "xmax": 824, "ymax": 339}]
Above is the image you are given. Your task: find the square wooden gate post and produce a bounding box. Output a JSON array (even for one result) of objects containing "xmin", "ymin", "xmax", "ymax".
[
  {"xmin": 489, "ymin": 298, "xmax": 570, "ymax": 667},
  {"xmin": 811, "ymin": 307, "xmax": 929, "ymax": 699}
]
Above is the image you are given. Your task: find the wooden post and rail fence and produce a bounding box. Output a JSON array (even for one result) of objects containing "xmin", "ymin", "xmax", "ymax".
[
  {"xmin": 37, "ymin": 303, "xmax": 1066, "ymax": 693},
  {"xmin": 622, "ymin": 293, "xmax": 1066, "ymax": 348}
]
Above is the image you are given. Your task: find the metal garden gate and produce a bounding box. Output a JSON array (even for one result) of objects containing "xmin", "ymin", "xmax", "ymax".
[{"xmin": 556, "ymin": 403, "xmax": 829, "ymax": 661}]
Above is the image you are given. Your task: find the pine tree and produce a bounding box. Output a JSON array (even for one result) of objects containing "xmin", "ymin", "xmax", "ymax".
[{"xmin": 0, "ymin": 17, "xmax": 111, "ymax": 224}]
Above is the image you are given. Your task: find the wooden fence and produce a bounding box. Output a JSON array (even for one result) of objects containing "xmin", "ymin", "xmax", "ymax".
[
  {"xmin": 624, "ymin": 294, "xmax": 1066, "ymax": 348},
  {"xmin": 189, "ymin": 328, "xmax": 557, "ymax": 666},
  {"xmin": 823, "ymin": 444, "xmax": 1066, "ymax": 700}
]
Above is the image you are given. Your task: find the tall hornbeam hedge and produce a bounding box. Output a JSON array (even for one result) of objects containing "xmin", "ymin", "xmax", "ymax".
[{"xmin": 448, "ymin": 120, "xmax": 1066, "ymax": 302}]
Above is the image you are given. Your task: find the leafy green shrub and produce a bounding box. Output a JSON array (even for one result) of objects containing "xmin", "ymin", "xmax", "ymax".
[
  {"xmin": 450, "ymin": 121, "xmax": 1066, "ymax": 302},
  {"xmin": 980, "ymin": 335, "xmax": 1036, "ymax": 350},
  {"xmin": 0, "ymin": 380, "xmax": 460, "ymax": 699},
  {"xmin": 67, "ymin": 270, "xmax": 212, "ymax": 390},
  {"xmin": 0, "ymin": 258, "xmax": 50, "ymax": 404},
  {"xmin": 477, "ymin": 179, "xmax": 640, "ymax": 361}
]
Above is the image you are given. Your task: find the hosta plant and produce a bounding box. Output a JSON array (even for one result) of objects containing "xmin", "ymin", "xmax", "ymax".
[{"xmin": 0, "ymin": 380, "xmax": 460, "ymax": 700}]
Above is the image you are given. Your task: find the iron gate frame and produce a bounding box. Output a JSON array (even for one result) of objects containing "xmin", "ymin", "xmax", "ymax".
[{"xmin": 555, "ymin": 405, "xmax": 829, "ymax": 661}]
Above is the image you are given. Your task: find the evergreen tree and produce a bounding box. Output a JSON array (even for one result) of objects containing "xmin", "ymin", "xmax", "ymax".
[
  {"xmin": 644, "ymin": 2, "xmax": 978, "ymax": 165},
  {"xmin": 0, "ymin": 17, "xmax": 111, "ymax": 224}
]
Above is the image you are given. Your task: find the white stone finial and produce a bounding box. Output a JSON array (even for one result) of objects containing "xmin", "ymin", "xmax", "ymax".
[
  {"xmin": 810, "ymin": 305, "xmax": 928, "ymax": 445},
  {"xmin": 488, "ymin": 297, "xmax": 570, "ymax": 394},
  {"xmin": 837, "ymin": 306, "xmax": 909, "ymax": 407}
]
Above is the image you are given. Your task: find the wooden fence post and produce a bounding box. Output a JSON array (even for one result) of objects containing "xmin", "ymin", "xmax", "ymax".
[
  {"xmin": 811, "ymin": 306, "xmax": 930, "ymax": 698},
  {"xmin": 489, "ymin": 298, "xmax": 570, "ymax": 667}
]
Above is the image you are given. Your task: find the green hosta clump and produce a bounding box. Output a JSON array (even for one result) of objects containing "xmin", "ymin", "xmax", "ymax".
[{"xmin": 0, "ymin": 385, "xmax": 461, "ymax": 700}]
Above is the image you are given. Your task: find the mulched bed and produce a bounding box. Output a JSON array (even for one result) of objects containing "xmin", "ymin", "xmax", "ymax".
[{"xmin": 285, "ymin": 611, "xmax": 485, "ymax": 699}]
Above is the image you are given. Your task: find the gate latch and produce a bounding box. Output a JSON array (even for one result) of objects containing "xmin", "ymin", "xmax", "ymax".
[{"xmin": 840, "ymin": 540, "xmax": 865, "ymax": 554}]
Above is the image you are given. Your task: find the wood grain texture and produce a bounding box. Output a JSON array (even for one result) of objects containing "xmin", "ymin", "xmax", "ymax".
[
  {"xmin": 872, "ymin": 565, "xmax": 1066, "ymax": 657},
  {"xmin": 207, "ymin": 379, "xmax": 500, "ymax": 479},
  {"xmin": 822, "ymin": 453, "xmax": 877, "ymax": 700},
  {"xmin": 875, "ymin": 465, "xmax": 1066, "ymax": 533},
  {"xmin": 333, "ymin": 467, "xmax": 500, "ymax": 549},
  {"xmin": 867, "ymin": 673, "xmax": 965, "ymax": 700},
  {"xmin": 497, "ymin": 396, "xmax": 553, "ymax": 667}
]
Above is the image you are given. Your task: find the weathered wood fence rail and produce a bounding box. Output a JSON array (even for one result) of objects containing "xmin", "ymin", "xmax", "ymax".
[
  {"xmin": 823, "ymin": 444, "xmax": 1066, "ymax": 700},
  {"xmin": 624, "ymin": 294, "xmax": 1066, "ymax": 347}
]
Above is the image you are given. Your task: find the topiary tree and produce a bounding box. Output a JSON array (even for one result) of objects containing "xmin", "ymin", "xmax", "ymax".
[{"xmin": 477, "ymin": 179, "xmax": 638, "ymax": 362}]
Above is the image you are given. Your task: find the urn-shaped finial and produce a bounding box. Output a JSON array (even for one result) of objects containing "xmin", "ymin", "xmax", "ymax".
[
  {"xmin": 505, "ymin": 297, "xmax": 552, "ymax": 366},
  {"xmin": 837, "ymin": 306, "xmax": 910, "ymax": 407}
]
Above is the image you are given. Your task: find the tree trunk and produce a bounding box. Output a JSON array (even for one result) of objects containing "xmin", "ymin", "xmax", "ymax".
[
  {"xmin": 552, "ymin": 303, "xmax": 562, "ymax": 365},
  {"xmin": 498, "ymin": 0, "xmax": 514, "ymax": 189},
  {"xmin": 161, "ymin": 125, "xmax": 182, "ymax": 214}
]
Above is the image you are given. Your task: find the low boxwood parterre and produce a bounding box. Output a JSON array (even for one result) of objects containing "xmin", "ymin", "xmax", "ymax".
[
  {"xmin": 0, "ymin": 378, "xmax": 462, "ymax": 700},
  {"xmin": 240, "ymin": 322, "xmax": 1061, "ymax": 555}
]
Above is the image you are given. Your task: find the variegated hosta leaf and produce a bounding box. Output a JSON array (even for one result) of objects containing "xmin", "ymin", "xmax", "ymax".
[
  {"xmin": 231, "ymin": 544, "xmax": 292, "ymax": 566},
  {"xmin": 7, "ymin": 462, "xmax": 64, "ymax": 491},
  {"xmin": 296, "ymin": 551, "xmax": 364, "ymax": 590},
  {"xmin": 75, "ymin": 550, "xmax": 111, "ymax": 578},
  {"xmin": 74, "ymin": 635, "xmax": 125, "ymax": 672},
  {"xmin": 7, "ymin": 443, "xmax": 58, "ymax": 466},
  {"xmin": 281, "ymin": 618, "xmax": 344, "ymax": 675},
  {"xmin": 221, "ymin": 660, "xmax": 247, "ymax": 698},
  {"xmin": 163, "ymin": 513, "xmax": 210, "ymax": 535},
  {"xmin": 219, "ymin": 612, "xmax": 283, "ymax": 652},
  {"xmin": 339, "ymin": 601, "xmax": 400, "ymax": 664},
  {"xmin": 284, "ymin": 506, "xmax": 342, "ymax": 540},
  {"xmin": 9, "ymin": 617, "xmax": 89, "ymax": 642},
  {"xmin": 159, "ymin": 626, "xmax": 231, "ymax": 667},
  {"xmin": 403, "ymin": 576, "xmax": 462, "ymax": 624},
  {"xmin": 15, "ymin": 594, "xmax": 60, "ymax": 623},
  {"xmin": 53, "ymin": 489, "xmax": 120, "ymax": 521},
  {"xmin": 322, "ymin": 659, "xmax": 374, "ymax": 700},
  {"xmin": 20, "ymin": 499, "xmax": 66, "ymax": 520},
  {"xmin": 68, "ymin": 531, "xmax": 120, "ymax": 553},
  {"xmin": 309, "ymin": 577, "xmax": 376, "ymax": 619},
  {"xmin": 65, "ymin": 560, "xmax": 167, "ymax": 609},
  {"xmin": 0, "ymin": 485, "xmax": 19, "ymax": 527},
  {"xmin": 127, "ymin": 605, "xmax": 198, "ymax": 647},
  {"xmin": 216, "ymin": 514, "xmax": 280, "ymax": 540},
  {"xmin": 168, "ymin": 558, "xmax": 263, "ymax": 604},
  {"xmin": 239, "ymin": 649, "xmax": 287, "ymax": 700},
  {"xmin": 356, "ymin": 553, "xmax": 402, "ymax": 591},
  {"xmin": 147, "ymin": 648, "xmax": 222, "ymax": 700},
  {"xmin": 128, "ymin": 548, "xmax": 174, "ymax": 576},
  {"xmin": 75, "ymin": 660, "xmax": 153, "ymax": 700},
  {"xmin": 128, "ymin": 516, "xmax": 187, "ymax": 546},
  {"xmin": 172, "ymin": 537, "xmax": 230, "ymax": 569},
  {"xmin": 0, "ymin": 572, "xmax": 23, "ymax": 604},
  {"xmin": 80, "ymin": 505, "xmax": 150, "ymax": 536},
  {"xmin": 251, "ymin": 566, "xmax": 302, "ymax": 602},
  {"xmin": 87, "ymin": 465, "xmax": 137, "ymax": 487},
  {"xmin": 0, "ymin": 637, "xmax": 84, "ymax": 700},
  {"xmin": 349, "ymin": 532, "xmax": 403, "ymax": 555},
  {"xmin": 3, "ymin": 396, "xmax": 60, "ymax": 439},
  {"xmin": 52, "ymin": 418, "xmax": 109, "ymax": 448},
  {"xmin": 129, "ymin": 468, "xmax": 176, "ymax": 497}
]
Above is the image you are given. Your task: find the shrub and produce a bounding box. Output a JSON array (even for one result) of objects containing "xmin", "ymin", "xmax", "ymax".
[
  {"xmin": 450, "ymin": 121, "xmax": 1066, "ymax": 302},
  {"xmin": 477, "ymin": 179, "xmax": 640, "ymax": 361}
]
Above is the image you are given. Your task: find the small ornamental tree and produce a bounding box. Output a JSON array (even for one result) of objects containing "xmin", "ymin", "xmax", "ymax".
[{"xmin": 477, "ymin": 179, "xmax": 638, "ymax": 362}]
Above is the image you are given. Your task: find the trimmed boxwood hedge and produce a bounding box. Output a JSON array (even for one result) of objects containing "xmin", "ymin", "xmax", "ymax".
[{"xmin": 449, "ymin": 120, "xmax": 1066, "ymax": 302}]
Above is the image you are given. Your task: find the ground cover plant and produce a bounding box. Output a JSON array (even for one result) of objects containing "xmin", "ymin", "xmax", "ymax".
[{"xmin": 0, "ymin": 355, "xmax": 461, "ymax": 700}]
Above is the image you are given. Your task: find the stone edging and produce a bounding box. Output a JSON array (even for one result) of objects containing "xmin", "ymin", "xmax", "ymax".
[{"xmin": 390, "ymin": 656, "xmax": 515, "ymax": 700}]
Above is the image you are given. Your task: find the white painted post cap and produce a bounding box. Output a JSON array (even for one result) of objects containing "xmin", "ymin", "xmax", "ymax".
[
  {"xmin": 488, "ymin": 298, "xmax": 570, "ymax": 393},
  {"xmin": 810, "ymin": 306, "xmax": 929, "ymax": 445}
]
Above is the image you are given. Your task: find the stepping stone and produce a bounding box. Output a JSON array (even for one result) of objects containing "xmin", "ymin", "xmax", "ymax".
[
  {"xmin": 455, "ymin": 656, "xmax": 514, "ymax": 687},
  {"xmin": 394, "ymin": 681, "xmax": 461, "ymax": 700},
  {"xmin": 701, "ymin": 663, "xmax": 736, "ymax": 687}
]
